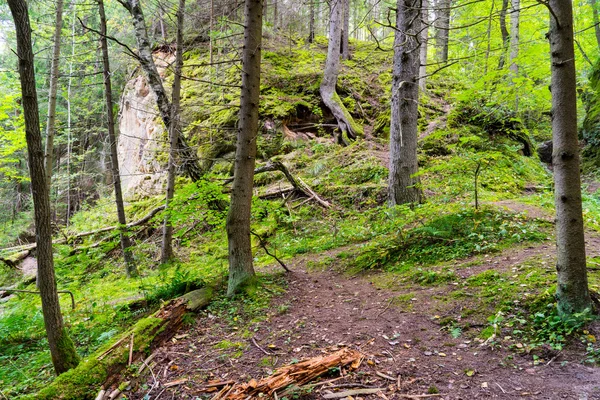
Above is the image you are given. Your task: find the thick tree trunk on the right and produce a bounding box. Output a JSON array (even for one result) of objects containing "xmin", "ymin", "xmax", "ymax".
[
  {"xmin": 549, "ymin": 0, "xmax": 592, "ymax": 316},
  {"xmin": 99, "ymin": 0, "xmax": 136, "ymax": 277},
  {"xmin": 226, "ymin": 0, "xmax": 263, "ymax": 296},
  {"xmin": 320, "ymin": 0, "xmax": 363, "ymax": 143},
  {"xmin": 388, "ymin": 0, "xmax": 422, "ymax": 206},
  {"xmin": 8, "ymin": 0, "xmax": 79, "ymax": 375},
  {"xmin": 434, "ymin": 0, "xmax": 450, "ymax": 64},
  {"xmin": 44, "ymin": 0, "xmax": 64, "ymax": 192},
  {"xmin": 161, "ymin": 0, "xmax": 186, "ymax": 264}
]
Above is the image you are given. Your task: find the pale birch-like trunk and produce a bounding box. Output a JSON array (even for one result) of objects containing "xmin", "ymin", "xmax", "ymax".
[
  {"xmin": 509, "ymin": 0, "xmax": 519, "ymax": 76},
  {"xmin": 99, "ymin": 0, "xmax": 137, "ymax": 277},
  {"xmin": 161, "ymin": 0, "xmax": 186, "ymax": 263},
  {"xmin": 44, "ymin": 0, "xmax": 64, "ymax": 191},
  {"xmin": 8, "ymin": 0, "xmax": 79, "ymax": 375},
  {"xmin": 226, "ymin": 0, "xmax": 263, "ymax": 296},
  {"xmin": 549, "ymin": 0, "xmax": 592, "ymax": 316},
  {"xmin": 498, "ymin": 0, "xmax": 509, "ymax": 69},
  {"xmin": 388, "ymin": 0, "xmax": 422, "ymax": 206},
  {"xmin": 419, "ymin": 0, "xmax": 429, "ymax": 91},
  {"xmin": 341, "ymin": 0, "xmax": 350, "ymax": 60}
]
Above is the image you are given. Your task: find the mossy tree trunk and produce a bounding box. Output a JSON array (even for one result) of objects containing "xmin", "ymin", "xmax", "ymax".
[
  {"xmin": 320, "ymin": 0, "xmax": 363, "ymax": 143},
  {"xmin": 549, "ymin": 0, "xmax": 592, "ymax": 316},
  {"xmin": 161, "ymin": 0, "xmax": 185, "ymax": 264},
  {"xmin": 44, "ymin": 0, "xmax": 64, "ymax": 193},
  {"xmin": 388, "ymin": 0, "xmax": 422, "ymax": 206},
  {"xmin": 226, "ymin": 0, "xmax": 263, "ymax": 296},
  {"xmin": 8, "ymin": 0, "xmax": 79, "ymax": 375},
  {"xmin": 98, "ymin": 0, "xmax": 137, "ymax": 277}
]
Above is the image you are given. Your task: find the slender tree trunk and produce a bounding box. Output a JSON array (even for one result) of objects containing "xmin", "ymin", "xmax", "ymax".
[
  {"xmin": 498, "ymin": 0, "xmax": 509, "ymax": 69},
  {"xmin": 273, "ymin": 0, "xmax": 278, "ymax": 29},
  {"xmin": 341, "ymin": 0, "xmax": 350, "ymax": 59},
  {"xmin": 549, "ymin": 0, "xmax": 592, "ymax": 316},
  {"xmin": 320, "ymin": 0, "xmax": 363, "ymax": 143},
  {"xmin": 309, "ymin": 0, "xmax": 315, "ymax": 43},
  {"xmin": 591, "ymin": 0, "xmax": 600, "ymax": 49},
  {"xmin": 44, "ymin": 0, "xmax": 64, "ymax": 192},
  {"xmin": 388, "ymin": 0, "xmax": 422, "ymax": 206},
  {"xmin": 483, "ymin": 0, "xmax": 494, "ymax": 74},
  {"xmin": 434, "ymin": 0, "xmax": 450, "ymax": 64},
  {"xmin": 226, "ymin": 0, "xmax": 263, "ymax": 296},
  {"xmin": 66, "ymin": 0, "xmax": 76, "ymax": 225},
  {"xmin": 419, "ymin": 0, "xmax": 429, "ymax": 91},
  {"xmin": 98, "ymin": 0, "xmax": 137, "ymax": 277},
  {"xmin": 509, "ymin": 0, "xmax": 519, "ymax": 76},
  {"xmin": 161, "ymin": 0, "xmax": 185, "ymax": 263},
  {"xmin": 120, "ymin": 0, "xmax": 202, "ymax": 182},
  {"xmin": 8, "ymin": 0, "xmax": 79, "ymax": 375}
]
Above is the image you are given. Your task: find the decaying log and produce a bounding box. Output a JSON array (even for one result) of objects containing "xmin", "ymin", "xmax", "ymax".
[
  {"xmin": 225, "ymin": 160, "xmax": 331, "ymax": 208},
  {"xmin": 220, "ymin": 348, "xmax": 363, "ymax": 399},
  {"xmin": 0, "ymin": 205, "xmax": 166, "ymax": 257},
  {"xmin": 0, "ymin": 249, "xmax": 30, "ymax": 268},
  {"xmin": 33, "ymin": 286, "xmax": 215, "ymax": 400}
]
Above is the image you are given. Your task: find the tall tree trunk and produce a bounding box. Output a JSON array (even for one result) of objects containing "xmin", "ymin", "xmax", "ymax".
[
  {"xmin": 498, "ymin": 0, "xmax": 509, "ymax": 69},
  {"xmin": 419, "ymin": 0, "xmax": 429, "ymax": 91},
  {"xmin": 309, "ymin": 0, "xmax": 315, "ymax": 43},
  {"xmin": 161, "ymin": 0, "xmax": 185, "ymax": 263},
  {"xmin": 119, "ymin": 0, "xmax": 202, "ymax": 182},
  {"xmin": 549, "ymin": 0, "xmax": 592, "ymax": 316},
  {"xmin": 66, "ymin": 0, "xmax": 76, "ymax": 225},
  {"xmin": 98, "ymin": 0, "xmax": 137, "ymax": 277},
  {"xmin": 434, "ymin": 0, "xmax": 450, "ymax": 64},
  {"xmin": 320, "ymin": 0, "xmax": 363, "ymax": 143},
  {"xmin": 44, "ymin": 0, "xmax": 64, "ymax": 191},
  {"xmin": 388, "ymin": 0, "xmax": 422, "ymax": 206},
  {"xmin": 273, "ymin": 0, "xmax": 278, "ymax": 28},
  {"xmin": 483, "ymin": 0, "xmax": 494, "ymax": 74},
  {"xmin": 8, "ymin": 0, "xmax": 79, "ymax": 375},
  {"xmin": 226, "ymin": 0, "xmax": 263, "ymax": 296},
  {"xmin": 509, "ymin": 0, "xmax": 519, "ymax": 76},
  {"xmin": 341, "ymin": 0, "xmax": 350, "ymax": 59},
  {"xmin": 591, "ymin": 0, "xmax": 600, "ymax": 49}
]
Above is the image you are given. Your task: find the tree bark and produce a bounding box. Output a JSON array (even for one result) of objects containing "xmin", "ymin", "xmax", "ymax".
[
  {"xmin": 119, "ymin": 0, "xmax": 202, "ymax": 183},
  {"xmin": 226, "ymin": 0, "xmax": 263, "ymax": 296},
  {"xmin": 341, "ymin": 0, "xmax": 350, "ymax": 60},
  {"xmin": 44, "ymin": 0, "xmax": 64, "ymax": 192},
  {"xmin": 161, "ymin": 0, "xmax": 186, "ymax": 264},
  {"xmin": 419, "ymin": 0, "xmax": 429, "ymax": 91},
  {"xmin": 434, "ymin": 0, "xmax": 450, "ymax": 64},
  {"xmin": 309, "ymin": 0, "xmax": 315, "ymax": 43},
  {"xmin": 320, "ymin": 0, "xmax": 363, "ymax": 143},
  {"xmin": 98, "ymin": 0, "xmax": 137, "ymax": 277},
  {"xmin": 388, "ymin": 0, "xmax": 422, "ymax": 206},
  {"xmin": 549, "ymin": 0, "xmax": 592, "ymax": 316},
  {"xmin": 498, "ymin": 0, "xmax": 509, "ymax": 69},
  {"xmin": 8, "ymin": 0, "xmax": 79, "ymax": 375},
  {"xmin": 591, "ymin": 0, "xmax": 600, "ymax": 49}
]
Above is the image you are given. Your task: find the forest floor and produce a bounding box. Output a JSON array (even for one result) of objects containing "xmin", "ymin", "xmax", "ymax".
[{"xmin": 126, "ymin": 202, "xmax": 600, "ymax": 400}]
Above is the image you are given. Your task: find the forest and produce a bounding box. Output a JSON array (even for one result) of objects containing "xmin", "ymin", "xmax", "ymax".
[{"xmin": 1, "ymin": 0, "xmax": 600, "ymax": 398}]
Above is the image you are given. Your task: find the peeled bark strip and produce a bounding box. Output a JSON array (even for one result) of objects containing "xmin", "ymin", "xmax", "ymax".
[
  {"xmin": 99, "ymin": 0, "xmax": 137, "ymax": 277},
  {"xmin": 226, "ymin": 0, "xmax": 263, "ymax": 296},
  {"xmin": 44, "ymin": 0, "xmax": 64, "ymax": 191},
  {"xmin": 320, "ymin": 0, "xmax": 363, "ymax": 143},
  {"xmin": 388, "ymin": 0, "xmax": 422, "ymax": 206},
  {"xmin": 8, "ymin": 0, "xmax": 79, "ymax": 375},
  {"xmin": 549, "ymin": 0, "xmax": 592, "ymax": 315}
]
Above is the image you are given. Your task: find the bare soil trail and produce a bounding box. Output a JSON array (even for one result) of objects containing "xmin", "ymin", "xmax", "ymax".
[{"xmin": 127, "ymin": 235, "xmax": 600, "ymax": 399}]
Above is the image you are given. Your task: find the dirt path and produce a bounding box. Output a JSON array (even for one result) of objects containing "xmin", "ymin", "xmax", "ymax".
[{"xmin": 127, "ymin": 249, "xmax": 600, "ymax": 399}]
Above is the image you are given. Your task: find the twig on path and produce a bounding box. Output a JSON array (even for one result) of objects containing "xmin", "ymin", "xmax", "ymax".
[
  {"xmin": 323, "ymin": 388, "xmax": 384, "ymax": 398},
  {"xmin": 375, "ymin": 298, "xmax": 393, "ymax": 319},
  {"xmin": 251, "ymin": 337, "xmax": 275, "ymax": 355},
  {"xmin": 376, "ymin": 371, "xmax": 396, "ymax": 381},
  {"xmin": 495, "ymin": 382, "xmax": 506, "ymax": 393},
  {"xmin": 398, "ymin": 394, "xmax": 443, "ymax": 399}
]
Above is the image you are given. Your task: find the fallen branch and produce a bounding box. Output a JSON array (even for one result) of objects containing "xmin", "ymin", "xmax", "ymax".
[
  {"xmin": 225, "ymin": 160, "xmax": 331, "ymax": 208},
  {"xmin": 0, "ymin": 205, "xmax": 166, "ymax": 257},
  {"xmin": 323, "ymin": 388, "xmax": 384, "ymax": 399},
  {"xmin": 398, "ymin": 394, "xmax": 443, "ymax": 399},
  {"xmin": 0, "ymin": 288, "xmax": 76, "ymax": 309},
  {"xmin": 250, "ymin": 230, "xmax": 290, "ymax": 272}
]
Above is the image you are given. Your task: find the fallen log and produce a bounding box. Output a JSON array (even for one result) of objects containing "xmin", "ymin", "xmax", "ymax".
[
  {"xmin": 221, "ymin": 348, "xmax": 363, "ymax": 399},
  {"xmin": 0, "ymin": 205, "xmax": 166, "ymax": 257},
  {"xmin": 32, "ymin": 286, "xmax": 215, "ymax": 400},
  {"xmin": 0, "ymin": 249, "xmax": 30, "ymax": 268},
  {"xmin": 225, "ymin": 160, "xmax": 331, "ymax": 208}
]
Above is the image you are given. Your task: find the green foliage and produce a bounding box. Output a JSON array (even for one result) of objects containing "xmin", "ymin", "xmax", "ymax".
[{"xmin": 141, "ymin": 266, "xmax": 205, "ymax": 305}]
